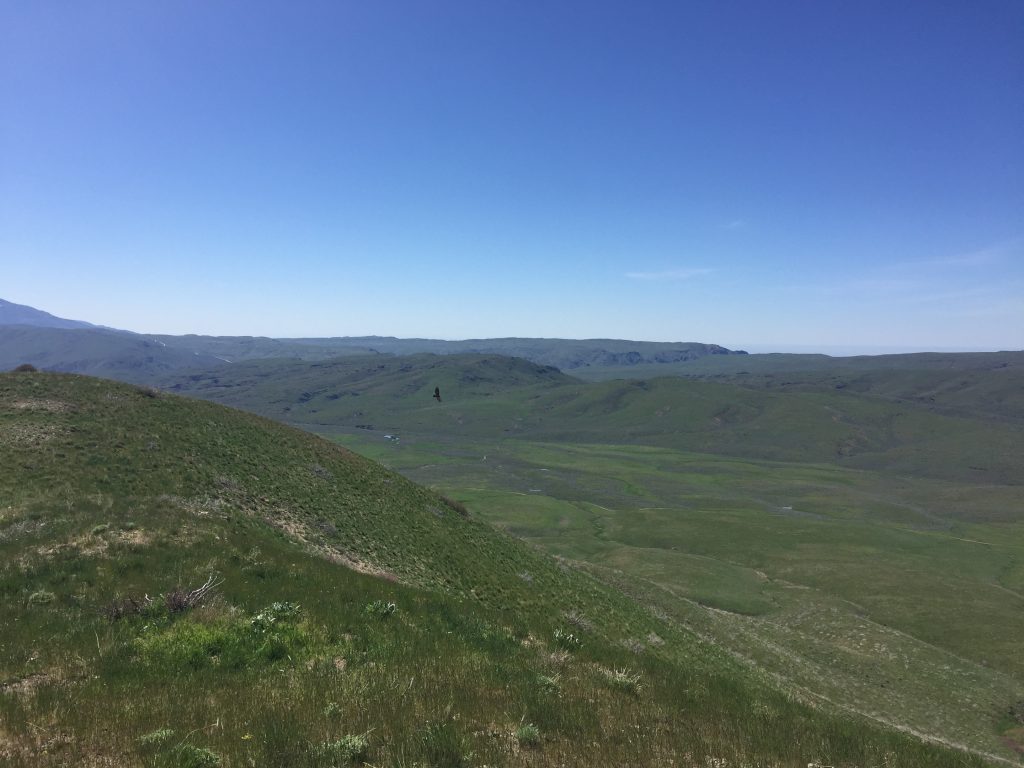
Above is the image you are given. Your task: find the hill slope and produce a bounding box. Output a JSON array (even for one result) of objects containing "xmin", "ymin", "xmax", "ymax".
[
  {"xmin": 0, "ymin": 326, "xmax": 228, "ymax": 383},
  {"xmin": 0, "ymin": 372, "xmax": 995, "ymax": 767},
  {"xmin": 0, "ymin": 298, "xmax": 98, "ymax": 330},
  {"xmin": 161, "ymin": 353, "xmax": 1024, "ymax": 485}
]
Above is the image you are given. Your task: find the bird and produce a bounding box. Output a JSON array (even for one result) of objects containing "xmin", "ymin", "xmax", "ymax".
[{"xmin": 433, "ymin": 387, "xmax": 442, "ymax": 402}]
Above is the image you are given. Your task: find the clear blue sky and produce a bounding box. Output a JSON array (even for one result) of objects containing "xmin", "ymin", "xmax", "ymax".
[{"xmin": 2, "ymin": 1, "xmax": 1021, "ymax": 353}]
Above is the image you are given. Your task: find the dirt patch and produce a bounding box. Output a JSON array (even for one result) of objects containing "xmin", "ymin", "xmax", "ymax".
[
  {"xmin": 1, "ymin": 672, "xmax": 51, "ymax": 696},
  {"xmin": 1002, "ymin": 725, "xmax": 1024, "ymax": 755},
  {"xmin": 117, "ymin": 529, "xmax": 151, "ymax": 546},
  {"xmin": 36, "ymin": 534, "xmax": 108, "ymax": 559},
  {"xmin": 10, "ymin": 398, "xmax": 72, "ymax": 413},
  {"xmin": 158, "ymin": 494, "xmax": 229, "ymax": 517},
  {"xmin": 0, "ymin": 423, "xmax": 63, "ymax": 447},
  {"xmin": 263, "ymin": 512, "xmax": 398, "ymax": 582}
]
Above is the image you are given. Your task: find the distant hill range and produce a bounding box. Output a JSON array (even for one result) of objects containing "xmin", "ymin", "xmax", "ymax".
[
  {"xmin": 0, "ymin": 297, "xmax": 747, "ymax": 376},
  {"xmin": 0, "ymin": 297, "xmax": 100, "ymax": 330}
]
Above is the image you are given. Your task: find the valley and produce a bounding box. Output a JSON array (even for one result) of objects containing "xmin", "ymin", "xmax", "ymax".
[{"xmin": 2, "ymin": 311, "xmax": 1022, "ymax": 765}]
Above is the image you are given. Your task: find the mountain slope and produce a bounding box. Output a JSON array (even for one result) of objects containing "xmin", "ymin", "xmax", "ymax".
[
  {"xmin": 285, "ymin": 336, "xmax": 747, "ymax": 369},
  {"xmin": 0, "ymin": 326, "xmax": 229, "ymax": 383},
  {"xmin": 0, "ymin": 297, "xmax": 98, "ymax": 330},
  {"xmin": 0, "ymin": 372, "xmax": 994, "ymax": 767}
]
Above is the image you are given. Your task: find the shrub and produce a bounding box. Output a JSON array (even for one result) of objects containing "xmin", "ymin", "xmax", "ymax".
[
  {"xmin": 553, "ymin": 627, "xmax": 582, "ymax": 651},
  {"xmin": 515, "ymin": 722, "xmax": 541, "ymax": 747},
  {"xmin": 536, "ymin": 673, "xmax": 561, "ymax": 696},
  {"xmin": 12, "ymin": 363, "xmax": 37, "ymax": 372},
  {"xmin": 91, "ymin": 523, "xmax": 110, "ymax": 536},
  {"xmin": 103, "ymin": 595, "xmax": 151, "ymax": 622},
  {"xmin": 168, "ymin": 744, "xmax": 221, "ymax": 767},
  {"xmin": 323, "ymin": 701, "xmax": 343, "ymax": 718},
  {"xmin": 418, "ymin": 718, "xmax": 470, "ymax": 767},
  {"xmin": 602, "ymin": 667, "xmax": 642, "ymax": 695},
  {"xmin": 440, "ymin": 494, "xmax": 469, "ymax": 518},
  {"xmin": 138, "ymin": 728, "xmax": 175, "ymax": 747},
  {"xmin": 28, "ymin": 590, "xmax": 56, "ymax": 606},
  {"xmin": 314, "ymin": 733, "xmax": 370, "ymax": 764},
  {"xmin": 363, "ymin": 600, "xmax": 397, "ymax": 619},
  {"xmin": 250, "ymin": 601, "xmax": 302, "ymax": 633}
]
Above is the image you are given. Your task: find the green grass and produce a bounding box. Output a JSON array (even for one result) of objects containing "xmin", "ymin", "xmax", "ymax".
[
  {"xmin": 332, "ymin": 432, "xmax": 1024, "ymax": 760},
  {"xmin": 0, "ymin": 372, "xmax": 1003, "ymax": 766}
]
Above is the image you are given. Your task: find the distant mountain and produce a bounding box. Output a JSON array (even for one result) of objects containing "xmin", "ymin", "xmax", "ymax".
[
  {"xmin": 3, "ymin": 300, "xmax": 748, "ymax": 372},
  {"xmin": 284, "ymin": 336, "xmax": 747, "ymax": 369},
  {"xmin": 0, "ymin": 326, "xmax": 227, "ymax": 383},
  {"xmin": 0, "ymin": 297, "xmax": 99, "ymax": 329}
]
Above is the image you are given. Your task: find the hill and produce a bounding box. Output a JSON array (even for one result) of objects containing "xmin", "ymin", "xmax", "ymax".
[
  {"xmin": 160, "ymin": 353, "xmax": 1024, "ymax": 486},
  {"xmin": 0, "ymin": 298, "xmax": 98, "ymax": 330},
  {"xmin": 283, "ymin": 336, "xmax": 747, "ymax": 370},
  {"xmin": 0, "ymin": 326, "xmax": 228, "ymax": 384},
  {"xmin": 0, "ymin": 371, "xmax": 996, "ymax": 767},
  {"xmin": 573, "ymin": 351, "xmax": 1024, "ymax": 422},
  {"xmin": 1, "ymin": 299, "xmax": 750, "ymax": 373}
]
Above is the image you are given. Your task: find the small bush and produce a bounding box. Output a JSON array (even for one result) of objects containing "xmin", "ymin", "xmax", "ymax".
[
  {"xmin": 602, "ymin": 667, "xmax": 642, "ymax": 695},
  {"xmin": 103, "ymin": 595, "xmax": 150, "ymax": 622},
  {"xmin": 169, "ymin": 744, "xmax": 221, "ymax": 767},
  {"xmin": 553, "ymin": 627, "xmax": 582, "ymax": 651},
  {"xmin": 440, "ymin": 494, "xmax": 469, "ymax": 518},
  {"xmin": 515, "ymin": 722, "xmax": 541, "ymax": 747},
  {"xmin": 314, "ymin": 733, "xmax": 370, "ymax": 764},
  {"xmin": 418, "ymin": 718, "xmax": 470, "ymax": 767},
  {"xmin": 28, "ymin": 590, "xmax": 56, "ymax": 606},
  {"xmin": 136, "ymin": 385, "xmax": 161, "ymax": 398},
  {"xmin": 138, "ymin": 727, "xmax": 175, "ymax": 747},
  {"xmin": 12, "ymin": 363, "xmax": 37, "ymax": 372},
  {"xmin": 536, "ymin": 673, "xmax": 561, "ymax": 696},
  {"xmin": 250, "ymin": 601, "xmax": 302, "ymax": 633},
  {"xmin": 91, "ymin": 523, "xmax": 111, "ymax": 536},
  {"xmin": 363, "ymin": 600, "xmax": 396, "ymax": 619},
  {"xmin": 323, "ymin": 701, "xmax": 343, "ymax": 718}
]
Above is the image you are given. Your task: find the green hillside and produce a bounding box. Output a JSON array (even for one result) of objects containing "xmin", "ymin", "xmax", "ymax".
[
  {"xmin": 574, "ymin": 351, "xmax": 1024, "ymax": 422},
  {"xmin": 162, "ymin": 354, "xmax": 1024, "ymax": 485},
  {"xmin": 151, "ymin": 353, "xmax": 1024, "ymax": 759},
  {"xmin": 0, "ymin": 372, "xmax": 1000, "ymax": 766}
]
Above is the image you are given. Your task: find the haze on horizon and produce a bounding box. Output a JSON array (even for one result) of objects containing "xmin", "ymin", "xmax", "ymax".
[{"xmin": 2, "ymin": 2, "xmax": 1021, "ymax": 355}]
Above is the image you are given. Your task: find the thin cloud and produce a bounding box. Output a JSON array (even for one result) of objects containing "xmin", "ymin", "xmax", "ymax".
[
  {"xmin": 724, "ymin": 219, "xmax": 747, "ymax": 230},
  {"xmin": 626, "ymin": 268, "xmax": 712, "ymax": 282},
  {"xmin": 887, "ymin": 237, "xmax": 1023, "ymax": 272}
]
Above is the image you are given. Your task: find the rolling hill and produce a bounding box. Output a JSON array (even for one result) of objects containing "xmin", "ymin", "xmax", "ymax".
[
  {"xmin": 0, "ymin": 326, "xmax": 229, "ymax": 384},
  {"xmin": 2, "ymin": 298, "xmax": 750, "ymax": 373},
  {"xmin": 159, "ymin": 352, "xmax": 1024, "ymax": 486},
  {"xmin": 0, "ymin": 371, "xmax": 1000, "ymax": 766}
]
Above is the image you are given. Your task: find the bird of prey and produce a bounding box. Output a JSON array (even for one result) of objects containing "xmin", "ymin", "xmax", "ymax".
[{"xmin": 433, "ymin": 387, "xmax": 442, "ymax": 402}]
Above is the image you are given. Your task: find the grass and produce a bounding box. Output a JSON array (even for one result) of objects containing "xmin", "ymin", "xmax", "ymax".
[
  {"xmin": 0, "ymin": 372, "xmax": 1004, "ymax": 766},
  {"xmin": 331, "ymin": 432, "xmax": 1024, "ymax": 760}
]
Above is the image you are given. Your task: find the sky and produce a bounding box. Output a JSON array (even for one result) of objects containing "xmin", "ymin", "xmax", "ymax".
[{"xmin": 1, "ymin": 1, "xmax": 1022, "ymax": 354}]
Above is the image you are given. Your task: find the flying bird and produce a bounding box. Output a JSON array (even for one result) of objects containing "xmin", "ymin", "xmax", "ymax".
[{"xmin": 433, "ymin": 387, "xmax": 442, "ymax": 402}]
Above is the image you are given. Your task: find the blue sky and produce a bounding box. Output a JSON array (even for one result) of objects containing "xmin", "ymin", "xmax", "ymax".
[{"xmin": 2, "ymin": 1, "xmax": 1021, "ymax": 353}]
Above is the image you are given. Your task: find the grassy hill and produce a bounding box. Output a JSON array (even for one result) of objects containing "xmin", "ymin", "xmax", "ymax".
[
  {"xmin": 574, "ymin": 351, "xmax": 1024, "ymax": 423},
  {"xmin": 0, "ymin": 371, "xmax": 1000, "ymax": 767},
  {"xmin": 161, "ymin": 353, "xmax": 1024, "ymax": 486},
  {"xmin": 150, "ymin": 352, "xmax": 1024, "ymax": 759}
]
